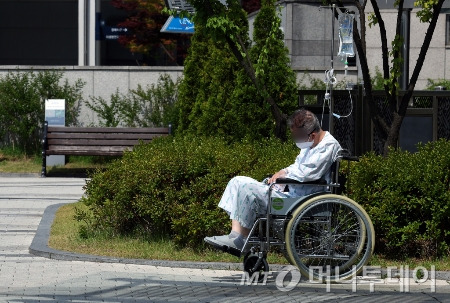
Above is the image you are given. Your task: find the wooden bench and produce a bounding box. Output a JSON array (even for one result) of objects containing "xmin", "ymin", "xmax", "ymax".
[{"xmin": 41, "ymin": 121, "xmax": 172, "ymax": 177}]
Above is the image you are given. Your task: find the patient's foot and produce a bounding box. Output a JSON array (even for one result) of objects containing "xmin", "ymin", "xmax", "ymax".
[{"xmin": 204, "ymin": 231, "xmax": 245, "ymax": 250}]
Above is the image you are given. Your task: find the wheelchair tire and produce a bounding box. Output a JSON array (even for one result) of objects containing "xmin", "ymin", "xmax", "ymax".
[
  {"xmin": 285, "ymin": 194, "xmax": 375, "ymax": 281},
  {"xmin": 243, "ymin": 252, "xmax": 269, "ymax": 283}
]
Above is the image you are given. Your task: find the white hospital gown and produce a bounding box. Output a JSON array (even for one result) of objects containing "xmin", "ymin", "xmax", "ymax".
[{"xmin": 218, "ymin": 132, "xmax": 342, "ymax": 229}]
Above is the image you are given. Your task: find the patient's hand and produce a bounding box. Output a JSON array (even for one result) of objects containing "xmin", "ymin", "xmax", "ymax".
[{"xmin": 268, "ymin": 169, "xmax": 287, "ymax": 184}]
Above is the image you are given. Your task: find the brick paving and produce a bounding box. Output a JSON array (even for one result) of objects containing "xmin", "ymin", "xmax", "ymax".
[{"xmin": 0, "ymin": 176, "xmax": 449, "ymax": 302}]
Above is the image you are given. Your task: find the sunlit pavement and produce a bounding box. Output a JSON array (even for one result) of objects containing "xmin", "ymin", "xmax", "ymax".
[{"xmin": 0, "ymin": 176, "xmax": 449, "ymax": 302}]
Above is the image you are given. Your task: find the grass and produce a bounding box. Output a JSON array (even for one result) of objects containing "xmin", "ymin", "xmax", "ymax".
[
  {"xmin": 0, "ymin": 148, "xmax": 114, "ymax": 176},
  {"xmin": 0, "ymin": 149, "xmax": 42, "ymax": 173},
  {"xmin": 49, "ymin": 202, "xmax": 288, "ymax": 264},
  {"xmin": 50, "ymin": 202, "xmax": 450, "ymax": 270}
]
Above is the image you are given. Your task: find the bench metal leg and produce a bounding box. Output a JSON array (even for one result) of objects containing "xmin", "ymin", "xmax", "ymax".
[
  {"xmin": 41, "ymin": 152, "xmax": 46, "ymax": 177},
  {"xmin": 41, "ymin": 121, "xmax": 48, "ymax": 177}
]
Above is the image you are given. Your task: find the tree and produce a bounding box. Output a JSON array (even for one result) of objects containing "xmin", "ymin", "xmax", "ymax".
[
  {"xmin": 111, "ymin": 0, "xmax": 190, "ymax": 65},
  {"xmin": 330, "ymin": 0, "xmax": 446, "ymax": 155},
  {"xmin": 241, "ymin": 0, "xmax": 261, "ymax": 13},
  {"xmin": 176, "ymin": 25, "xmax": 241, "ymax": 138},
  {"xmin": 236, "ymin": 0, "xmax": 298, "ymax": 137},
  {"xmin": 182, "ymin": 0, "xmax": 297, "ymax": 141}
]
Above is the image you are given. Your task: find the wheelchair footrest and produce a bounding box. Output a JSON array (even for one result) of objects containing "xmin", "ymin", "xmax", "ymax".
[
  {"xmin": 223, "ymin": 245, "xmax": 242, "ymax": 258},
  {"xmin": 205, "ymin": 240, "xmax": 242, "ymax": 258}
]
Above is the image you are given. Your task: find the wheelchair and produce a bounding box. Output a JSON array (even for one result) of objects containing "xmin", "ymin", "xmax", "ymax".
[{"xmin": 215, "ymin": 152, "xmax": 375, "ymax": 281}]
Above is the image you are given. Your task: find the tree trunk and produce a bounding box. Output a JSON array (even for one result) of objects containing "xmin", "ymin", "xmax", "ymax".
[
  {"xmin": 224, "ymin": 35, "xmax": 288, "ymax": 141},
  {"xmin": 337, "ymin": 0, "xmax": 391, "ymax": 150},
  {"xmin": 382, "ymin": 0, "xmax": 445, "ymax": 155}
]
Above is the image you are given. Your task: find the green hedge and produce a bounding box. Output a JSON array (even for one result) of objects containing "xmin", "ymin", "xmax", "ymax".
[
  {"xmin": 346, "ymin": 139, "xmax": 450, "ymax": 258},
  {"xmin": 78, "ymin": 136, "xmax": 298, "ymax": 248},
  {"xmin": 78, "ymin": 136, "xmax": 450, "ymax": 257}
]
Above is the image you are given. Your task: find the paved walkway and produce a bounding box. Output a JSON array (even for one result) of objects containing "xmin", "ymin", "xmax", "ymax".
[{"xmin": 0, "ymin": 176, "xmax": 449, "ymax": 302}]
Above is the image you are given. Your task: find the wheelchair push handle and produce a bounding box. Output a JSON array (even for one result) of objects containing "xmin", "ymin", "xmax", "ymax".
[{"xmin": 275, "ymin": 178, "xmax": 327, "ymax": 185}]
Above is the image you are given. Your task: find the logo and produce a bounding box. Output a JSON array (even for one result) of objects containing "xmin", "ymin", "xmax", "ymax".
[{"xmin": 272, "ymin": 198, "xmax": 284, "ymax": 210}]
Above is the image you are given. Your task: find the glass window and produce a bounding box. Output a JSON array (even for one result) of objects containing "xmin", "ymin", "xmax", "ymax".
[{"xmin": 446, "ymin": 14, "xmax": 450, "ymax": 46}]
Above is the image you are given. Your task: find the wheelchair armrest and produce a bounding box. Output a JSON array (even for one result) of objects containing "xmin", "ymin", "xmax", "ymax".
[
  {"xmin": 341, "ymin": 155, "xmax": 359, "ymax": 162},
  {"xmin": 275, "ymin": 178, "xmax": 327, "ymax": 185}
]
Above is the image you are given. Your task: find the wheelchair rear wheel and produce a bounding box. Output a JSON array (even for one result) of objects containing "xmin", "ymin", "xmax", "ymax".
[{"xmin": 285, "ymin": 194, "xmax": 374, "ymax": 281}]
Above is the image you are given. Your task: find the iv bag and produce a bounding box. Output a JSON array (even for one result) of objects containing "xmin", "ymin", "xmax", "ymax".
[{"xmin": 338, "ymin": 14, "xmax": 355, "ymax": 62}]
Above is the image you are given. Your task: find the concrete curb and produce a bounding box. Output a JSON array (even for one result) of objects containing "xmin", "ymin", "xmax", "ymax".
[
  {"xmin": 29, "ymin": 203, "xmax": 450, "ymax": 280},
  {"xmin": 29, "ymin": 203, "xmax": 247, "ymax": 270}
]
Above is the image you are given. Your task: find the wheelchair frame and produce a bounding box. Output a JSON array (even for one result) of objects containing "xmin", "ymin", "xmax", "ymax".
[{"xmin": 230, "ymin": 154, "xmax": 375, "ymax": 281}]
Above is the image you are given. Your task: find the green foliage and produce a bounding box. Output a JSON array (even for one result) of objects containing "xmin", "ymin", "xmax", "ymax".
[
  {"xmin": 368, "ymin": 12, "xmax": 378, "ymax": 28},
  {"xmin": 190, "ymin": 0, "xmax": 248, "ymax": 50},
  {"xmin": 250, "ymin": 0, "xmax": 298, "ymax": 104},
  {"xmin": 298, "ymin": 71, "xmax": 349, "ymax": 91},
  {"xmin": 77, "ymin": 135, "xmax": 299, "ymax": 248},
  {"xmin": 85, "ymin": 74, "xmax": 180, "ymax": 128},
  {"xmin": 0, "ymin": 69, "xmax": 84, "ymax": 154},
  {"xmin": 298, "ymin": 71, "xmax": 349, "ymax": 105},
  {"xmin": 177, "ymin": 0, "xmax": 298, "ymax": 141},
  {"xmin": 177, "ymin": 27, "xmax": 242, "ymax": 138},
  {"xmin": 414, "ymin": 0, "xmax": 440, "ymax": 22},
  {"xmin": 346, "ymin": 139, "xmax": 450, "ymax": 258},
  {"xmin": 298, "ymin": 72, "xmax": 326, "ymax": 91},
  {"xmin": 85, "ymin": 90, "xmax": 122, "ymax": 127},
  {"xmin": 426, "ymin": 78, "xmax": 450, "ymax": 90},
  {"xmin": 387, "ymin": 35, "xmax": 404, "ymax": 93},
  {"xmin": 371, "ymin": 66, "xmax": 385, "ymax": 90}
]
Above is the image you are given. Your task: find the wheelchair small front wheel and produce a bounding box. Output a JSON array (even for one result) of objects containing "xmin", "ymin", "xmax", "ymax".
[
  {"xmin": 285, "ymin": 194, "xmax": 375, "ymax": 281},
  {"xmin": 243, "ymin": 252, "xmax": 269, "ymax": 282}
]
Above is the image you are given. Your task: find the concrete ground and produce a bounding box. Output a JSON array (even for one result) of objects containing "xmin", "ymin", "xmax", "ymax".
[{"xmin": 0, "ymin": 176, "xmax": 449, "ymax": 302}]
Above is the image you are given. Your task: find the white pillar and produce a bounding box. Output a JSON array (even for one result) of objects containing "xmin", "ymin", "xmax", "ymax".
[{"xmin": 78, "ymin": 0, "xmax": 86, "ymax": 66}]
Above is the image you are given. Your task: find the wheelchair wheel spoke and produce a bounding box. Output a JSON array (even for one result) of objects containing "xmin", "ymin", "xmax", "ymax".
[{"xmin": 285, "ymin": 195, "xmax": 374, "ymax": 280}]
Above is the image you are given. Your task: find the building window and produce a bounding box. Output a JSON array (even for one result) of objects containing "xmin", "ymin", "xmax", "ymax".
[{"xmin": 446, "ymin": 14, "xmax": 450, "ymax": 46}]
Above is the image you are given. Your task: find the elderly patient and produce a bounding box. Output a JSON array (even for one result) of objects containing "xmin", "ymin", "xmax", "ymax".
[{"xmin": 204, "ymin": 109, "xmax": 342, "ymax": 251}]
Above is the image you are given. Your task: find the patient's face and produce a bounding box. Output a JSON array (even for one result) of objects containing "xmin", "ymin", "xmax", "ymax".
[{"xmin": 290, "ymin": 127, "xmax": 312, "ymax": 143}]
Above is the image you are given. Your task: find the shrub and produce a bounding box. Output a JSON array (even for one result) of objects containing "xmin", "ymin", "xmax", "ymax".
[
  {"xmin": 78, "ymin": 136, "xmax": 299, "ymax": 248},
  {"xmin": 0, "ymin": 69, "xmax": 84, "ymax": 154},
  {"xmin": 426, "ymin": 78, "xmax": 450, "ymax": 90},
  {"xmin": 85, "ymin": 74, "xmax": 180, "ymax": 128},
  {"xmin": 346, "ymin": 139, "xmax": 450, "ymax": 258}
]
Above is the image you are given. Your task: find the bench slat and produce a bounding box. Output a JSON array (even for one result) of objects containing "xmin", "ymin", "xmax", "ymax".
[
  {"xmin": 47, "ymin": 133, "xmax": 166, "ymax": 140},
  {"xmin": 48, "ymin": 145, "xmax": 130, "ymax": 154},
  {"xmin": 47, "ymin": 139, "xmax": 150, "ymax": 146},
  {"xmin": 42, "ymin": 122, "xmax": 171, "ymax": 176},
  {"xmin": 46, "ymin": 150, "xmax": 125, "ymax": 156},
  {"xmin": 47, "ymin": 126, "xmax": 170, "ymax": 134}
]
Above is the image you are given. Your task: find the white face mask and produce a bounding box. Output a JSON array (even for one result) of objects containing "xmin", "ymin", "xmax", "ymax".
[{"xmin": 296, "ymin": 141, "xmax": 314, "ymax": 149}]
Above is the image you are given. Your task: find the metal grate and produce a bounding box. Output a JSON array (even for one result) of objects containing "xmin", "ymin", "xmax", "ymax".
[
  {"xmin": 372, "ymin": 96, "xmax": 392, "ymax": 154},
  {"xmin": 411, "ymin": 96, "xmax": 433, "ymax": 108},
  {"xmin": 437, "ymin": 97, "xmax": 450, "ymax": 140},
  {"xmin": 333, "ymin": 93, "xmax": 355, "ymax": 155}
]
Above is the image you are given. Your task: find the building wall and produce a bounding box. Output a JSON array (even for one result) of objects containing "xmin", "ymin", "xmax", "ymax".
[
  {"xmin": 0, "ymin": 65, "xmax": 184, "ymax": 126},
  {"xmin": 254, "ymin": 0, "xmax": 450, "ymax": 90},
  {"xmin": 365, "ymin": 3, "xmax": 449, "ymax": 89},
  {"xmin": 249, "ymin": 1, "xmax": 360, "ymax": 87}
]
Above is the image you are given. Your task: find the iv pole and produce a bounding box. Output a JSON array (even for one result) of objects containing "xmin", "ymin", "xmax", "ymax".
[
  {"xmin": 322, "ymin": 4, "xmax": 354, "ymax": 134},
  {"xmin": 329, "ymin": 4, "xmax": 335, "ymax": 135}
]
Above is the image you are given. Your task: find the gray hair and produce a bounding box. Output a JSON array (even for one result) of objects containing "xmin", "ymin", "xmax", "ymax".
[{"xmin": 287, "ymin": 109, "xmax": 321, "ymax": 133}]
